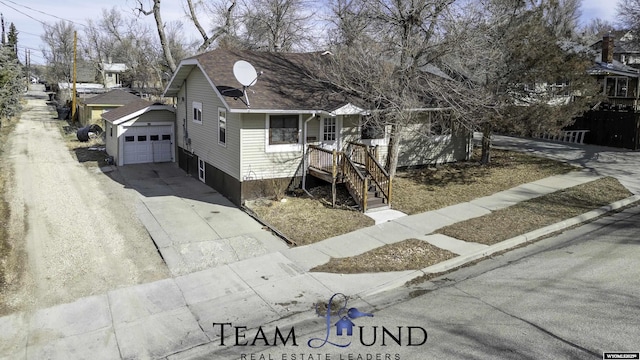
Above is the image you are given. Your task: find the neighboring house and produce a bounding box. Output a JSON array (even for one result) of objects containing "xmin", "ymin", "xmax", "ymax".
[
  {"xmin": 588, "ymin": 34, "xmax": 640, "ymax": 110},
  {"xmin": 77, "ymin": 89, "xmax": 141, "ymax": 126},
  {"xmin": 55, "ymin": 61, "xmax": 102, "ymax": 103},
  {"xmin": 102, "ymin": 99, "xmax": 176, "ymax": 166},
  {"xmin": 564, "ymin": 34, "xmax": 640, "ymax": 150},
  {"xmin": 163, "ymin": 49, "xmax": 471, "ymax": 210},
  {"xmin": 590, "ymin": 31, "xmax": 640, "ymax": 69},
  {"xmin": 101, "ymin": 62, "xmax": 127, "ymax": 88}
]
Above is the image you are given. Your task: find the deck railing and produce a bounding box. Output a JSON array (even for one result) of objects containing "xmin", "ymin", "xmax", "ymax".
[
  {"xmin": 308, "ymin": 145, "xmax": 340, "ymax": 176},
  {"xmin": 342, "ymin": 156, "xmax": 368, "ymax": 212},
  {"xmin": 348, "ymin": 141, "xmax": 392, "ymax": 206},
  {"xmin": 365, "ymin": 150, "xmax": 392, "ymax": 204},
  {"xmin": 347, "ymin": 141, "xmax": 368, "ymax": 166}
]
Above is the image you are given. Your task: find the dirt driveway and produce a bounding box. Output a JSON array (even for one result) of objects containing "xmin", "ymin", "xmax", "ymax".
[{"xmin": 1, "ymin": 87, "xmax": 168, "ymax": 314}]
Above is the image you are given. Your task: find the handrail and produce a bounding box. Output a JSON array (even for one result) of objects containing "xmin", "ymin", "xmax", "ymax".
[
  {"xmin": 308, "ymin": 145, "xmax": 341, "ymax": 177},
  {"xmin": 342, "ymin": 155, "xmax": 368, "ymax": 212},
  {"xmin": 365, "ymin": 150, "xmax": 392, "ymax": 204},
  {"xmin": 347, "ymin": 141, "xmax": 368, "ymax": 166}
]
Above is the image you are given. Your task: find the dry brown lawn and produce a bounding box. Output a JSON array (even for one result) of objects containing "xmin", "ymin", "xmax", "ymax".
[
  {"xmin": 248, "ymin": 195, "xmax": 374, "ymax": 246},
  {"xmin": 436, "ymin": 176, "xmax": 632, "ymax": 245},
  {"xmin": 392, "ymin": 149, "xmax": 577, "ymax": 214},
  {"xmin": 249, "ymin": 149, "xmax": 578, "ymax": 246},
  {"xmin": 60, "ymin": 122, "xmax": 109, "ymax": 166},
  {"xmin": 311, "ymin": 239, "xmax": 457, "ymax": 273}
]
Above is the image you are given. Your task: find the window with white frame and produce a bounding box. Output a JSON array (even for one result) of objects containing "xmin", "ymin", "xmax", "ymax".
[
  {"xmin": 322, "ymin": 117, "xmax": 336, "ymax": 141},
  {"xmin": 192, "ymin": 101, "xmax": 203, "ymax": 123},
  {"xmin": 269, "ymin": 115, "xmax": 299, "ymax": 145},
  {"xmin": 605, "ymin": 77, "xmax": 629, "ymax": 98},
  {"xmin": 218, "ymin": 108, "xmax": 226, "ymax": 145}
]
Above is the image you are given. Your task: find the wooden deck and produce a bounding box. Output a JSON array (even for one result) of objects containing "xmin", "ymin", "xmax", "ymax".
[{"xmin": 307, "ymin": 143, "xmax": 392, "ymax": 213}]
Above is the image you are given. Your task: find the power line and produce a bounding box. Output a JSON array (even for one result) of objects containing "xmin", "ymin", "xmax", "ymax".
[
  {"xmin": 0, "ymin": 0, "xmax": 85, "ymax": 27},
  {"xmin": 0, "ymin": 0, "xmax": 47, "ymax": 26}
]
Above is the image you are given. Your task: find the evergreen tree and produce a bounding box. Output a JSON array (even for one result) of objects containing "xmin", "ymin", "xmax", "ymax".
[
  {"xmin": 0, "ymin": 45, "xmax": 23, "ymax": 121},
  {"xmin": 7, "ymin": 23, "xmax": 18, "ymax": 59}
]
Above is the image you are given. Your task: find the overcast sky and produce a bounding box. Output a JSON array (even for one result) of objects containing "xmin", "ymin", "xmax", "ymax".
[{"xmin": 0, "ymin": 0, "xmax": 623, "ymax": 65}]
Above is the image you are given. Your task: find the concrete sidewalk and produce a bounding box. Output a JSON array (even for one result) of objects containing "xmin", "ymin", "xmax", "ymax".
[{"xmin": 4, "ymin": 164, "xmax": 639, "ymax": 359}]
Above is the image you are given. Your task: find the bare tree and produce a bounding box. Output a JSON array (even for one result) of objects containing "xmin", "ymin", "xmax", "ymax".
[
  {"xmin": 135, "ymin": 0, "xmax": 177, "ymax": 72},
  {"xmin": 542, "ymin": 0, "xmax": 582, "ymax": 38},
  {"xmin": 230, "ymin": 0, "xmax": 317, "ymax": 52},
  {"xmin": 185, "ymin": 0, "xmax": 237, "ymax": 52},
  {"xmin": 441, "ymin": 0, "xmax": 599, "ymax": 164},
  {"xmin": 41, "ymin": 20, "xmax": 77, "ymax": 84},
  {"xmin": 618, "ymin": 0, "xmax": 640, "ymax": 40},
  {"xmin": 82, "ymin": 8, "xmax": 167, "ymax": 92},
  {"xmin": 318, "ymin": 0, "xmax": 462, "ymax": 178},
  {"xmin": 579, "ymin": 17, "xmax": 616, "ymax": 43},
  {"xmin": 326, "ymin": 0, "xmax": 369, "ymax": 46},
  {"xmin": 135, "ymin": 0, "xmax": 237, "ymax": 72}
]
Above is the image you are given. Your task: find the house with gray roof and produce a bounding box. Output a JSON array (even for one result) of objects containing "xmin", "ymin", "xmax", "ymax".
[{"xmin": 163, "ymin": 49, "xmax": 471, "ymax": 209}]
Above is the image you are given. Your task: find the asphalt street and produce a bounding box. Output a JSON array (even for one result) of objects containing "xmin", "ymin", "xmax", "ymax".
[{"xmin": 195, "ymin": 204, "xmax": 640, "ymax": 360}]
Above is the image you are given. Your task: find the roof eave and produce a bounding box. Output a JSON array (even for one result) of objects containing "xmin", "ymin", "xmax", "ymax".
[
  {"xmin": 103, "ymin": 105, "xmax": 175, "ymax": 125},
  {"xmin": 163, "ymin": 59, "xmax": 199, "ymax": 97}
]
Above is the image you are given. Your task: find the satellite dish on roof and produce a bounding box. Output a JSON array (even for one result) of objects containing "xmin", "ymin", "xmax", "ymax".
[
  {"xmin": 227, "ymin": 60, "xmax": 261, "ymax": 108},
  {"xmin": 233, "ymin": 60, "xmax": 258, "ymax": 87}
]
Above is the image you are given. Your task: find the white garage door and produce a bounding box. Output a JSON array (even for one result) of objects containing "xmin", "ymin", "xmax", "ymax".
[{"xmin": 122, "ymin": 125, "xmax": 173, "ymax": 165}]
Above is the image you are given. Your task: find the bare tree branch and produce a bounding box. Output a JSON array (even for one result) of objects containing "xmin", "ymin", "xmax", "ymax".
[{"xmin": 135, "ymin": 0, "xmax": 177, "ymax": 72}]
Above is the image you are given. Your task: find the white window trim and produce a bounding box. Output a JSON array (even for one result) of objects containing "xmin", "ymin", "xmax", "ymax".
[
  {"xmin": 193, "ymin": 101, "xmax": 203, "ymax": 124},
  {"xmin": 265, "ymin": 114, "xmax": 303, "ymax": 153},
  {"xmin": 198, "ymin": 158, "xmax": 206, "ymax": 182},
  {"xmin": 320, "ymin": 117, "xmax": 342, "ymax": 150},
  {"xmin": 218, "ymin": 107, "xmax": 227, "ymax": 147}
]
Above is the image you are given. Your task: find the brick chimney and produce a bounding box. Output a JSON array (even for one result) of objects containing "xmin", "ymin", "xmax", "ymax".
[{"xmin": 602, "ymin": 34, "xmax": 614, "ymax": 64}]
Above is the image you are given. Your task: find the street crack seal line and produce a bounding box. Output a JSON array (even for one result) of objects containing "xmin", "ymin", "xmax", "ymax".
[{"xmin": 452, "ymin": 286, "xmax": 600, "ymax": 358}]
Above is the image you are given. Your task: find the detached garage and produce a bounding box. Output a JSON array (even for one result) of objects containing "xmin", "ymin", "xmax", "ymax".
[{"xmin": 102, "ymin": 99, "xmax": 176, "ymax": 165}]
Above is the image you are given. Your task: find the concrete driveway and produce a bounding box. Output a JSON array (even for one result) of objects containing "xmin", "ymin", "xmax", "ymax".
[{"xmin": 110, "ymin": 163, "xmax": 288, "ymax": 276}]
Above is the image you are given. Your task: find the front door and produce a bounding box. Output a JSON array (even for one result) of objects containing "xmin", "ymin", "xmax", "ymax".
[{"xmin": 320, "ymin": 117, "xmax": 340, "ymax": 150}]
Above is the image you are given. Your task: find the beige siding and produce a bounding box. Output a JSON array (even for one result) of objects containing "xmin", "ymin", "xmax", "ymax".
[
  {"xmin": 180, "ymin": 68, "xmax": 241, "ymax": 180},
  {"xmin": 175, "ymin": 86, "xmax": 187, "ymax": 149},
  {"xmin": 396, "ymin": 122, "xmax": 470, "ymax": 167},
  {"xmin": 339, "ymin": 115, "xmax": 360, "ymax": 151},
  {"xmin": 123, "ymin": 110, "xmax": 176, "ymax": 125},
  {"xmin": 240, "ymin": 113, "xmax": 317, "ymax": 180},
  {"xmin": 339, "ymin": 114, "xmax": 470, "ymax": 167},
  {"xmin": 105, "ymin": 122, "xmax": 118, "ymax": 161},
  {"xmin": 307, "ymin": 117, "xmax": 321, "ymax": 146}
]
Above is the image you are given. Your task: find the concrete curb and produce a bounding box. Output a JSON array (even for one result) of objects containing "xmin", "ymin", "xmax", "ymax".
[{"xmin": 359, "ymin": 194, "xmax": 640, "ymax": 298}]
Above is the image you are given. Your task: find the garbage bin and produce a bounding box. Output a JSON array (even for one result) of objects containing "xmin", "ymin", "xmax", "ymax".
[{"xmin": 56, "ymin": 107, "xmax": 70, "ymax": 120}]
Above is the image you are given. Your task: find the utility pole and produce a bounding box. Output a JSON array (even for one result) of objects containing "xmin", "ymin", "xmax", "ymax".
[
  {"xmin": 25, "ymin": 48, "xmax": 29, "ymax": 85},
  {"xmin": 1, "ymin": 13, "xmax": 5, "ymax": 45},
  {"xmin": 71, "ymin": 31, "xmax": 77, "ymax": 122}
]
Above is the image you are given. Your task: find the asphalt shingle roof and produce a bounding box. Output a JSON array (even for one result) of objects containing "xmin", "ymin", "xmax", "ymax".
[
  {"xmin": 189, "ymin": 49, "xmax": 349, "ymax": 111},
  {"xmin": 101, "ymin": 99, "xmax": 155, "ymax": 122},
  {"xmin": 83, "ymin": 89, "xmax": 141, "ymax": 105}
]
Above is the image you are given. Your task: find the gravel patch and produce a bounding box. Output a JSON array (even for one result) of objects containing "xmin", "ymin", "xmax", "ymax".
[{"xmin": 0, "ymin": 88, "xmax": 169, "ymax": 314}]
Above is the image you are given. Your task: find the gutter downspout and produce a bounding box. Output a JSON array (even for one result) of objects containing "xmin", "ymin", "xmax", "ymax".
[{"xmin": 301, "ymin": 113, "xmax": 318, "ymax": 196}]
